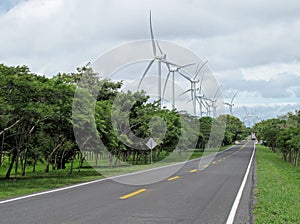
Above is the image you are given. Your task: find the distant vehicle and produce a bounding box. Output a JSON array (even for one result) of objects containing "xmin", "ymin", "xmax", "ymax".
[{"xmin": 251, "ymin": 133, "xmax": 256, "ymax": 140}]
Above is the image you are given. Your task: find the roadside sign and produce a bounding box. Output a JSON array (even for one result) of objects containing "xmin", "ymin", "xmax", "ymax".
[
  {"xmin": 146, "ymin": 138, "xmax": 157, "ymax": 150},
  {"xmin": 146, "ymin": 138, "xmax": 157, "ymax": 164}
]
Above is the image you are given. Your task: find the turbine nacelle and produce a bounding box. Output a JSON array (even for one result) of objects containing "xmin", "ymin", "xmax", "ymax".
[
  {"xmin": 169, "ymin": 67, "xmax": 179, "ymax": 72},
  {"xmin": 154, "ymin": 54, "xmax": 166, "ymax": 60}
]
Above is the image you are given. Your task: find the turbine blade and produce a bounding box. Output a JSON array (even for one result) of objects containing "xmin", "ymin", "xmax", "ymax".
[
  {"xmin": 156, "ymin": 40, "xmax": 164, "ymax": 55},
  {"xmin": 199, "ymin": 72, "xmax": 205, "ymax": 89},
  {"xmin": 195, "ymin": 63, "xmax": 200, "ymax": 74},
  {"xmin": 149, "ymin": 11, "xmax": 156, "ymax": 56},
  {"xmin": 162, "ymin": 71, "xmax": 171, "ymax": 98},
  {"xmin": 178, "ymin": 70, "xmax": 192, "ymax": 81},
  {"xmin": 180, "ymin": 63, "xmax": 196, "ymax": 69},
  {"xmin": 160, "ymin": 59, "xmax": 179, "ymax": 67},
  {"xmin": 137, "ymin": 60, "xmax": 155, "ymax": 90},
  {"xmin": 194, "ymin": 60, "xmax": 208, "ymax": 79},
  {"xmin": 231, "ymin": 91, "xmax": 238, "ymax": 104},
  {"xmin": 179, "ymin": 89, "xmax": 192, "ymax": 96},
  {"xmin": 213, "ymin": 85, "xmax": 222, "ymax": 100}
]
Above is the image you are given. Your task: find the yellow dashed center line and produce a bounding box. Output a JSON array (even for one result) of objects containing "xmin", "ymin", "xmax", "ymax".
[
  {"xmin": 167, "ymin": 176, "xmax": 180, "ymax": 181},
  {"xmin": 120, "ymin": 189, "xmax": 147, "ymax": 200},
  {"xmin": 189, "ymin": 169, "xmax": 198, "ymax": 173},
  {"xmin": 218, "ymin": 159, "xmax": 222, "ymax": 162},
  {"xmin": 203, "ymin": 164, "xmax": 209, "ymax": 168},
  {"xmin": 212, "ymin": 161, "xmax": 216, "ymax": 164},
  {"xmin": 240, "ymin": 142, "xmax": 248, "ymax": 150}
]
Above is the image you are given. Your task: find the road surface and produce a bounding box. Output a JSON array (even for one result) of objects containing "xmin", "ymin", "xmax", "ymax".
[{"xmin": 0, "ymin": 141, "xmax": 256, "ymax": 224}]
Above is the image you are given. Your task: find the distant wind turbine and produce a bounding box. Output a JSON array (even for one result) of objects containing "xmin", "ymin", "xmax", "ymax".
[
  {"xmin": 180, "ymin": 61, "xmax": 208, "ymax": 115},
  {"xmin": 208, "ymin": 85, "xmax": 222, "ymax": 117},
  {"xmin": 224, "ymin": 91, "xmax": 238, "ymax": 114},
  {"xmin": 162, "ymin": 63, "xmax": 195, "ymax": 109}
]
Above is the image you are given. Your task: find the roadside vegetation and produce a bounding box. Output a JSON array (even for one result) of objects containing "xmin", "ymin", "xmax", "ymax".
[
  {"xmin": 253, "ymin": 112, "xmax": 299, "ymax": 223},
  {"xmin": 253, "ymin": 110, "xmax": 300, "ymax": 167},
  {"xmin": 254, "ymin": 144, "xmax": 300, "ymax": 223},
  {"xmin": 0, "ymin": 63, "xmax": 247, "ymax": 199}
]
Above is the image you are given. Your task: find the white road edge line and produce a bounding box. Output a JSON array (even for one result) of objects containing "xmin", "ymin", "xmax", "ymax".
[
  {"xmin": 0, "ymin": 144, "xmax": 240, "ymax": 205},
  {"xmin": 226, "ymin": 142, "xmax": 256, "ymax": 224}
]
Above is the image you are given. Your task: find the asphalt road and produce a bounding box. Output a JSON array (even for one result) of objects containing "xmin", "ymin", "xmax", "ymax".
[{"xmin": 0, "ymin": 141, "xmax": 255, "ymax": 224}]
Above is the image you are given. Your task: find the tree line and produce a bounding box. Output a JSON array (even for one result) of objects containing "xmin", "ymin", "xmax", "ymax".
[
  {"xmin": 0, "ymin": 64, "xmax": 247, "ymax": 180},
  {"xmin": 253, "ymin": 111, "xmax": 300, "ymax": 167}
]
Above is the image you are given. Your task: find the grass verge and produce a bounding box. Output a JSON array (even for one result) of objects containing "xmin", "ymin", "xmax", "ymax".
[
  {"xmin": 0, "ymin": 145, "xmax": 231, "ymax": 200},
  {"xmin": 254, "ymin": 144, "xmax": 300, "ymax": 223}
]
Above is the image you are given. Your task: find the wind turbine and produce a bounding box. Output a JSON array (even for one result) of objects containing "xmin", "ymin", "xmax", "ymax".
[
  {"xmin": 209, "ymin": 85, "xmax": 222, "ymax": 118},
  {"xmin": 243, "ymin": 106, "xmax": 259, "ymax": 127},
  {"xmin": 224, "ymin": 91, "xmax": 238, "ymax": 114},
  {"xmin": 195, "ymin": 72, "xmax": 208, "ymax": 117},
  {"xmin": 137, "ymin": 11, "xmax": 173, "ymax": 108},
  {"xmin": 162, "ymin": 63, "xmax": 195, "ymax": 110},
  {"xmin": 253, "ymin": 107, "xmax": 261, "ymax": 122},
  {"xmin": 180, "ymin": 61, "xmax": 209, "ymax": 115}
]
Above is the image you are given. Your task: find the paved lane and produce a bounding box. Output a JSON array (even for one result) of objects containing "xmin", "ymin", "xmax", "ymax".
[{"xmin": 0, "ymin": 141, "xmax": 255, "ymax": 224}]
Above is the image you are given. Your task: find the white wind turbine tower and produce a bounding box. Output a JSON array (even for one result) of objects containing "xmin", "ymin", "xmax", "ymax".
[
  {"xmin": 138, "ymin": 11, "xmax": 173, "ymax": 108},
  {"xmin": 209, "ymin": 85, "xmax": 222, "ymax": 118},
  {"xmin": 180, "ymin": 61, "xmax": 208, "ymax": 115},
  {"xmin": 195, "ymin": 70, "xmax": 210, "ymax": 117},
  {"xmin": 162, "ymin": 63, "xmax": 195, "ymax": 110},
  {"xmin": 224, "ymin": 91, "xmax": 238, "ymax": 115}
]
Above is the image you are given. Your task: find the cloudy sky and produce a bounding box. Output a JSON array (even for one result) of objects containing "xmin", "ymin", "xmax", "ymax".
[{"xmin": 0, "ymin": 0, "xmax": 299, "ymax": 124}]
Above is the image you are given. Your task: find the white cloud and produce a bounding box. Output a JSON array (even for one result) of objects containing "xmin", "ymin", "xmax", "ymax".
[
  {"xmin": 0, "ymin": 0, "xmax": 299, "ymax": 119},
  {"xmin": 240, "ymin": 61, "xmax": 300, "ymax": 81}
]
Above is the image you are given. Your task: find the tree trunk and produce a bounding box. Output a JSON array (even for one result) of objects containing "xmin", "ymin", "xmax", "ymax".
[
  {"xmin": 53, "ymin": 154, "xmax": 58, "ymax": 170},
  {"xmin": 114, "ymin": 148, "xmax": 120, "ymax": 166},
  {"xmin": 291, "ymin": 150, "xmax": 299, "ymax": 167},
  {"xmin": 78, "ymin": 152, "xmax": 84, "ymax": 172},
  {"xmin": 32, "ymin": 157, "xmax": 37, "ymax": 173},
  {"xmin": 95, "ymin": 153, "xmax": 98, "ymax": 167},
  {"xmin": 109, "ymin": 153, "xmax": 113, "ymax": 168},
  {"xmin": 69, "ymin": 149, "xmax": 76, "ymax": 175},
  {"xmin": 60, "ymin": 149, "xmax": 66, "ymax": 170},
  {"xmin": 0, "ymin": 133, "xmax": 4, "ymax": 167},
  {"xmin": 132, "ymin": 150, "xmax": 136, "ymax": 164},
  {"xmin": 143, "ymin": 152, "xmax": 148, "ymax": 164},
  {"xmin": 14, "ymin": 148, "xmax": 19, "ymax": 182},
  {"xmin": 136, "ymin": 152, "xmax": 141, "ymax": 165},
  {"xmin": 5, "ymin": 149, "xmax": 17, "ymax": 179},
  {"xmin": 282, "ymin": 150, "xmax": 287, "ymax": 162},
  {"xmin": 157, "ymin": 147, "xmax": 162, "ymax": 159},
  {"xmin": 45, "ymin": 139, "xmax": 65, "ymax": 173},
  {"xmin": 21, "ymin": 147, "xmax": 28, "ymax": 176},
  {"xmin": 288, "ymin": 151, "xmax": 292, "ymax": 163}
]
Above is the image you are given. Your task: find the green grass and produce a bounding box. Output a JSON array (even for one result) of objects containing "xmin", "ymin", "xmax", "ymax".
[
  {"xmin": 0, "ymin": 145, "xmax": 231, "ymax": 200},
  {"xmin": 254, "ymin": 145, "xmax": 300, "ymax": 223},
  {"xmin": 0, "ymin": 168, "xmax": 102, "ymax": 200}
]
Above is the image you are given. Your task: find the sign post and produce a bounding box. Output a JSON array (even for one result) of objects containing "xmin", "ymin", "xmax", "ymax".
[{"xmin": 146, "ymin": 138, "xmax": 157, "ymax": 164}]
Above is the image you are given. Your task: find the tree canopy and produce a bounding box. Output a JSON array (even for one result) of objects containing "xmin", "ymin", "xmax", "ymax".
[{"xmin": 0, "ymin": 63, "xmax": 248, "ymax": 179}]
